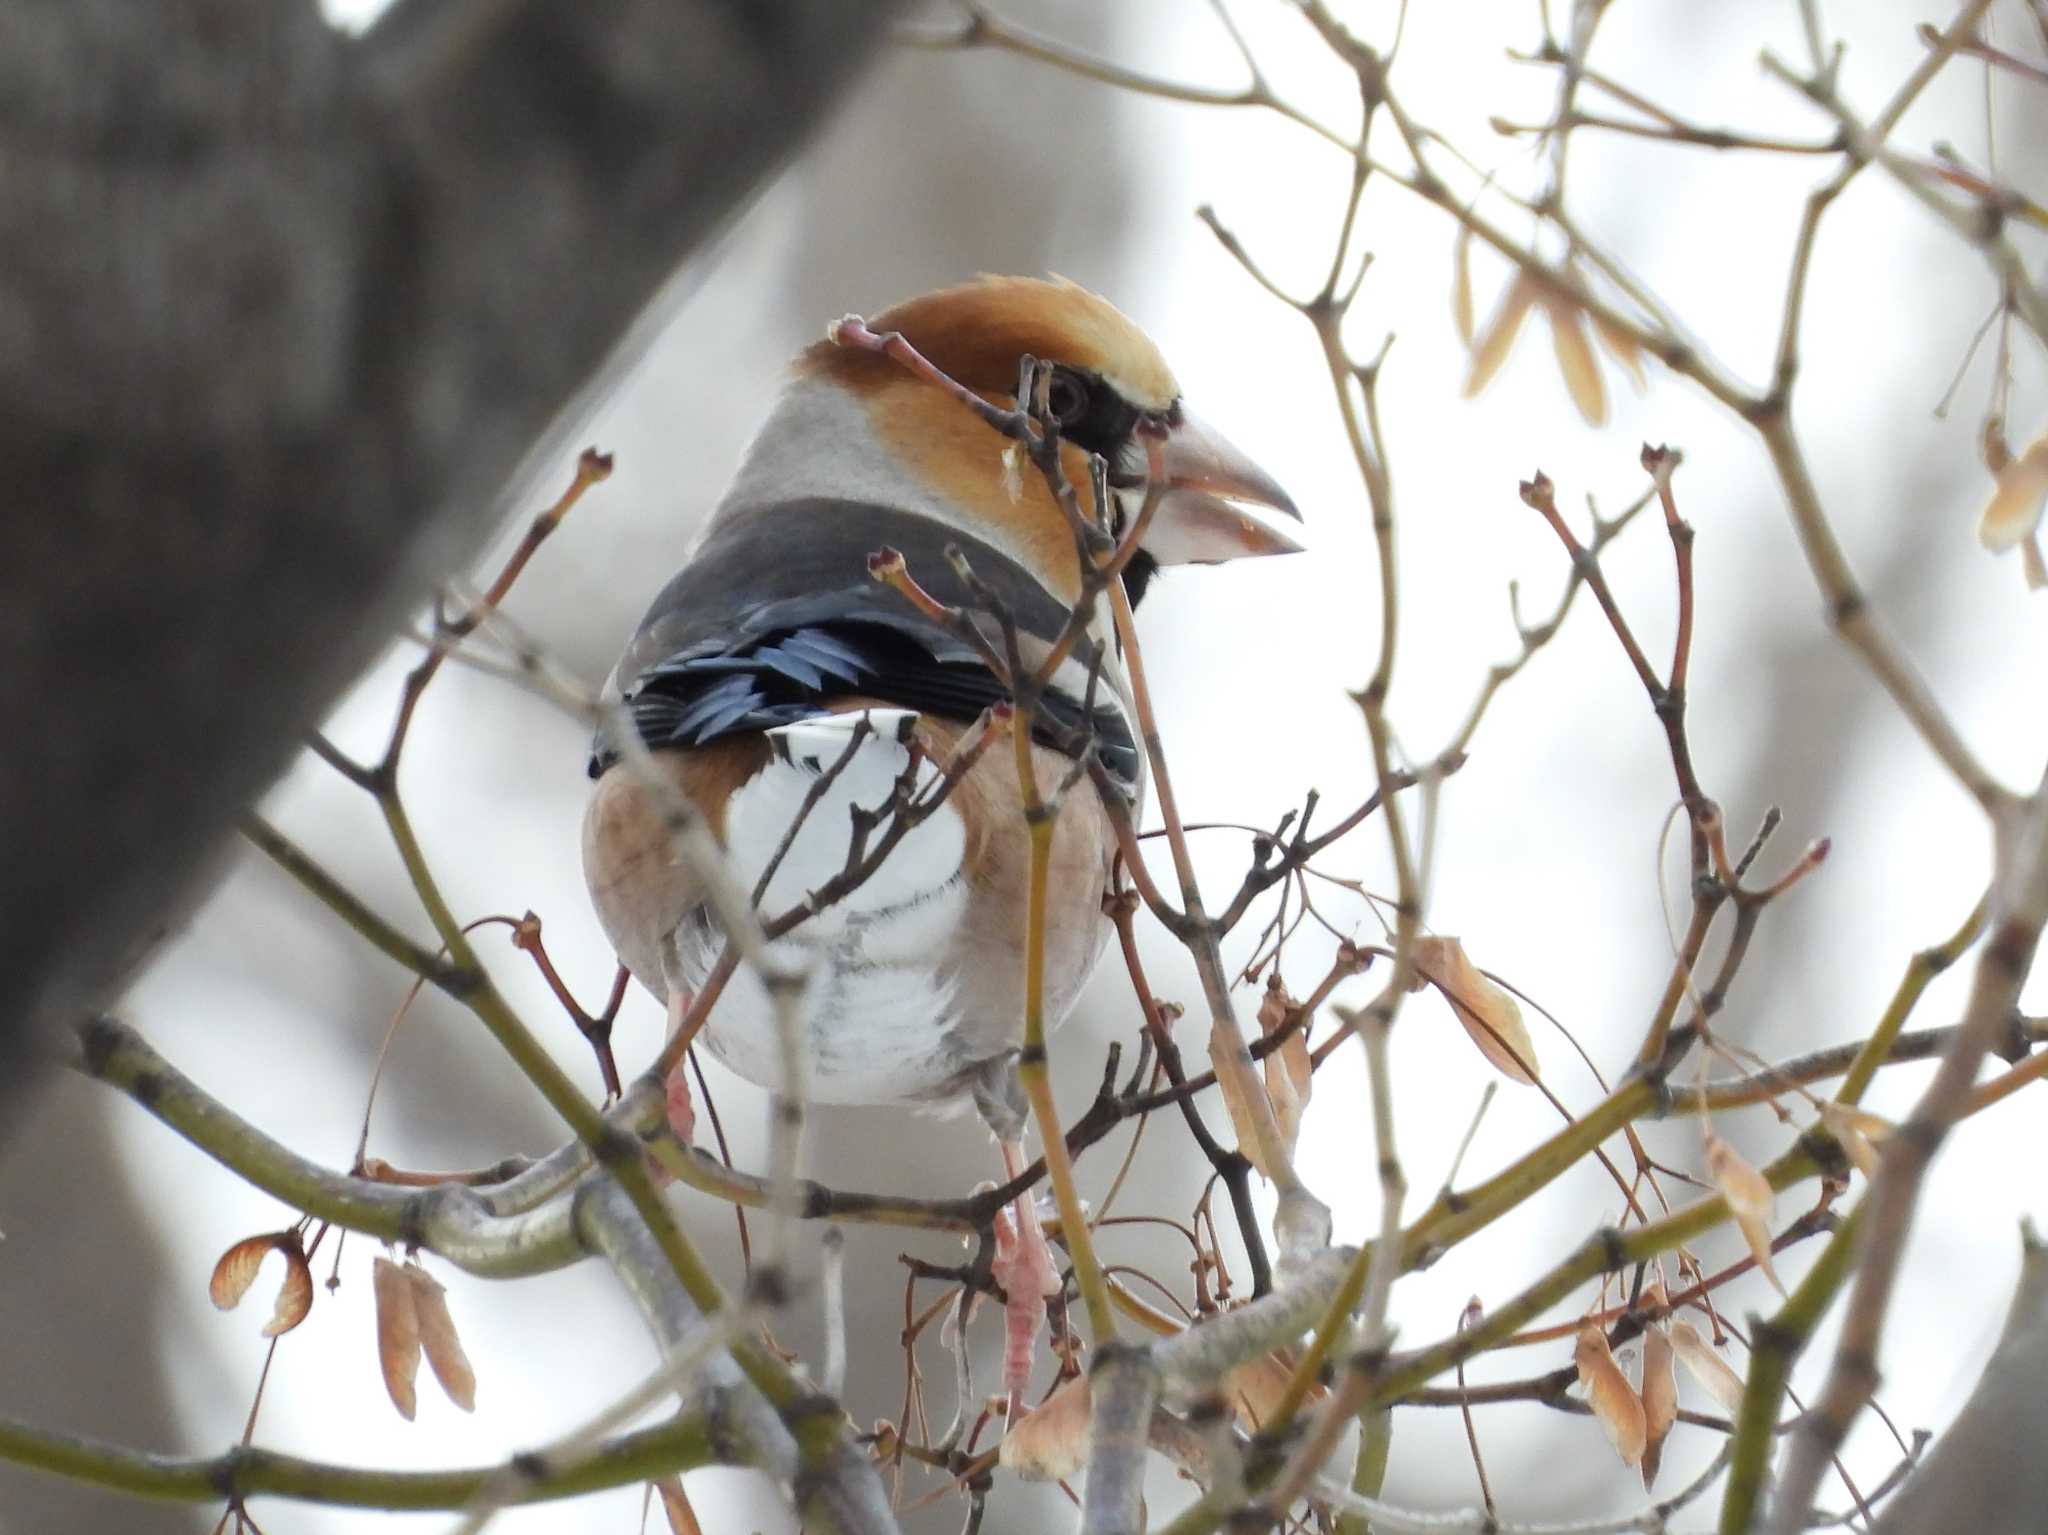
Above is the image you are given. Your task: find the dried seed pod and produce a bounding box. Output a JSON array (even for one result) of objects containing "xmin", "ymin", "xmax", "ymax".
[
  {"xmin": 1980, "ymin": 435, "xmax": 2048, "ymax": 551},
  {"xmin": 1452, "ymin": 225, "xmax": 1476, "ymax": 346},
  {"xmin": 1216, "ymin": 1039, "xmax": 1282, "ymax": 1180},
  {"xmin": 1705, "ymin": 1134, "xmax": 1783, "ymax": 1295},
  {"xmin": 1413, "ymin": 936, "xmax": 1539, "ymax": 1084},
  {"xmin": 1705, "ymin": 1134, "xmax": 1773, "ymax": 1222},
  {"xmin": 1981, "ymin": 412, "xmax": 2012, "ymax": 474},
  {"xmin": 1227, "ymin": 1349, "xmax": 1320, "ymax": 1432},
  {"xmin": 1545, "ymin": 296, "xmax": 1610, "ymax": 426},
  {"xmin": 209, "ymin": 1230, "xmax": 314, "ymax": 1338},
  {"xmin": 1574, "ymin": 1324, "xmax": 1647, "ymax": 1467},
  {"xmin": 408, "ymin": 1264, "xmax": 477, "ymax": 1412},
  {"xmin": 1257, "ymin": 978, "xmax": 1313, "ymax": 1162},
  {"xmin": 1637, "ymin": 1286, "xmax": 1677, "ymax": 1490},
  {"xmin": 1669, "ymin": 1318, "xmax": 1746, "ymax": 1411},
  {"xmin": 1592, "ymin": 309, "xmax": 1649, "ymax": 390},
  {"xmin": 1464, "ymin": 273, "xmax": 1541, "ymax": 398},
  {"xmin": 372, "ymin": 1255, "xmax": 423, "ymax": 1421},
  {"xmin": 999, "ymin": 1375, "xmax": 1092, "ymax": 1482},
  {"xmin": 1820, "ymin": 1101, "xmax": 1894, "ymax": 1179}
]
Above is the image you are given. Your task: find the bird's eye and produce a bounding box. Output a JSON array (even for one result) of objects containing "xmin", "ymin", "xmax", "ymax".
[{"xmin": 1045, "ymin": 371, "xmax": 1090, "ymax": 426}]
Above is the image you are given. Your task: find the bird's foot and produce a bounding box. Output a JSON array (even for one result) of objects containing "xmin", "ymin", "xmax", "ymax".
[
  {"xmin": 661, "ymin": 987, "xmax": 698, "ymax": 1149},
  {"xmin": 637, "ymin": 1065, "xmax": 697, "ymax": 1192},
  {"xmin": 994, "ymin": 1138, "xmax": 1060, "ymax": 1426},
  {"xmin": 663, "ymin": 1062, "xmax": 696, "ymax": 1146}
]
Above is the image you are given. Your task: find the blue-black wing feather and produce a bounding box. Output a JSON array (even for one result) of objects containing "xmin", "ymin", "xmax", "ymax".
[{"xmin": 589, "ymin": 500, "xmax": 1141, "ymax": 785}]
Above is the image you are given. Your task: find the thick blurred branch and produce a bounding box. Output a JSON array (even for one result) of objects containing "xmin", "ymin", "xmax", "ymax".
[
  {"xmin": 1869, "ymin": 1223, "xmax": 2048, "ymax": 1535},
  {"xmin": 0, "ymin": 0, "xmax": 901, "ymax": 1120},
  {"xmin": 73, "ymin": 1016, "xmax": 588, "ymax": 1278},
  {"xmin": 1766, "ymin": 785, "xmax": 2048, "ymax": 1533}
]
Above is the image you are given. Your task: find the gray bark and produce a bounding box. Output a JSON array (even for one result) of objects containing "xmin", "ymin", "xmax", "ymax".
[{"xmin": 0, "ymin": 0, "xmax": 899, "ymax": 1117}]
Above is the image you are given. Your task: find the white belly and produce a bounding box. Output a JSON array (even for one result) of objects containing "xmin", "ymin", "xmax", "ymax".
[{"xmin": 668, "ymin": 711, "xmax": 984, "ymax": 1104}]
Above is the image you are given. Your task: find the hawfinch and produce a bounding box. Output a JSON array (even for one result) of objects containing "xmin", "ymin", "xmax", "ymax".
[{"xmin": 582, "ymin": 277, "xmax": 1298, "ymax": 1363}]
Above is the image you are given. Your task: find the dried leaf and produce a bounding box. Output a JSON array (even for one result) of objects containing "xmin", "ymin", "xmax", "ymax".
[
  {"xmin": 1574, "ymin": 1324, "xmax": 1647, "ymax": 1468},
  {"xmin": 1669, "ymin": 1319, "xmax": 1746, "ymax": 1412},
  {"xmin": 407, "ymin": 1264, "xmax": 477, "ymax": 1412},
  {"xmin": 1820, "ymin": 1102, "xmax": 1894, "ymax": 1179},
  {"xmin": 1591, "ymin": 309, "xmax": 1649, "ymax": 391},
  {"xmin": 1257, "ymin": 979, "xmax": 1313, "ymax": 1160},
  {"xmin": 999, "ymin": 1375, "xmax": 1091, "ymax": 1482},
  {"xmin": 1451, "ymin": 225, "xmax": 1476, "ymax": 346},
  {"xmin": 1545, "ymin": 296, "xmax": 1609, "ymax": 426},
  {"xmin": 209, "ymin": 1231, "xmax": 314, "ymax": 1338},
  {"xmin": 652, "ymin": 1475, "xmax": 705, "ymax": 1535},
  {"xmin": 1412, "ymin": 936, "xmax": 1539, "ymax": 1084},
  {"xmin": 373, "ymin": 1255, "xmax": 423, "ymax": 1421},
  {"xmin": 1705, "ymin": 1134, "xmax": 1783, "ymax": 1294},
  {"xmin": 1638, "ymin": 1291, "xmax": 1677, "ymax": 1490},
  {"xmin": 1979, "ymin": 435, "xmax": 2048, "ymax": 552},
  {"xmin": 1463, "ymin": 273, "xmax": 1540, "ymax": 398}
]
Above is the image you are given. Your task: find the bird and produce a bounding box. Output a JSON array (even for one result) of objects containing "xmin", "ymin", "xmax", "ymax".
[{"xmin": 581, "ymin": 275, "xmax": 1300, "ymax": 1408}]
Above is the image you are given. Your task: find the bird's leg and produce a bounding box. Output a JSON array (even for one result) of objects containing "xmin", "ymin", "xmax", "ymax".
[
  {"xmin": 994, "ymin": 1137, "xmax": 1059, "ymax": 1424},
  {"xmin": 662, "ymin": 983, "xmax": 696, "ymax": 1146},
  {"xmin": 976, "ymin": 1062, "xmax": 1058, "ymax": 1427}
]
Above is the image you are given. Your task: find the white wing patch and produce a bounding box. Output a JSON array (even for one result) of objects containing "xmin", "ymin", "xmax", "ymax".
[{"xmin": 684, "ymin": 709, "xmax": 975, "ymax": 1104}]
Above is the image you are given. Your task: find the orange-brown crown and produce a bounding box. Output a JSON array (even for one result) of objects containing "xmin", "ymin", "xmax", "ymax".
[
  {"xmin": 783, "ymin": 277, "xmax": 1210, "ymax": 602},
  {"xmin": 804, "ymin": 275, "xmax": 1181, "ymax": 410}
]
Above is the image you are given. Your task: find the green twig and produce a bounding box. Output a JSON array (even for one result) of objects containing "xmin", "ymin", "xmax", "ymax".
[
  {"xmin": 1720, "ymin": 1203, "xmax": 1867, "ymax": 1534},
  {"xmin": 0, "ymin": 1407, "xmax": 712, "ymax": 1511}
]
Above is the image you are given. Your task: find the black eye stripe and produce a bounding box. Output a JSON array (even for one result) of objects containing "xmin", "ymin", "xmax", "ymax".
[
  {"xmin": 1034, "ymin": 366, "xmax": 1172, "ymax": 611},
  {"xmin": 1047, "ymin": 365, "xmax": 1145, "ymax": 459}
]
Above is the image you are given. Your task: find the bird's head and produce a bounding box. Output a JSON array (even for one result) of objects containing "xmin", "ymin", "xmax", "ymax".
[{"xmin": 802, "ymin": 275, "xmax": 1302, "ymax": 605}]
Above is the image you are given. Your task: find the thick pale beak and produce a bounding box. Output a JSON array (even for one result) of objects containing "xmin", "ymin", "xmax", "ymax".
[{"xmin": 1144, "ymin": 406, "xmax": 1304, "ymax": 564}]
